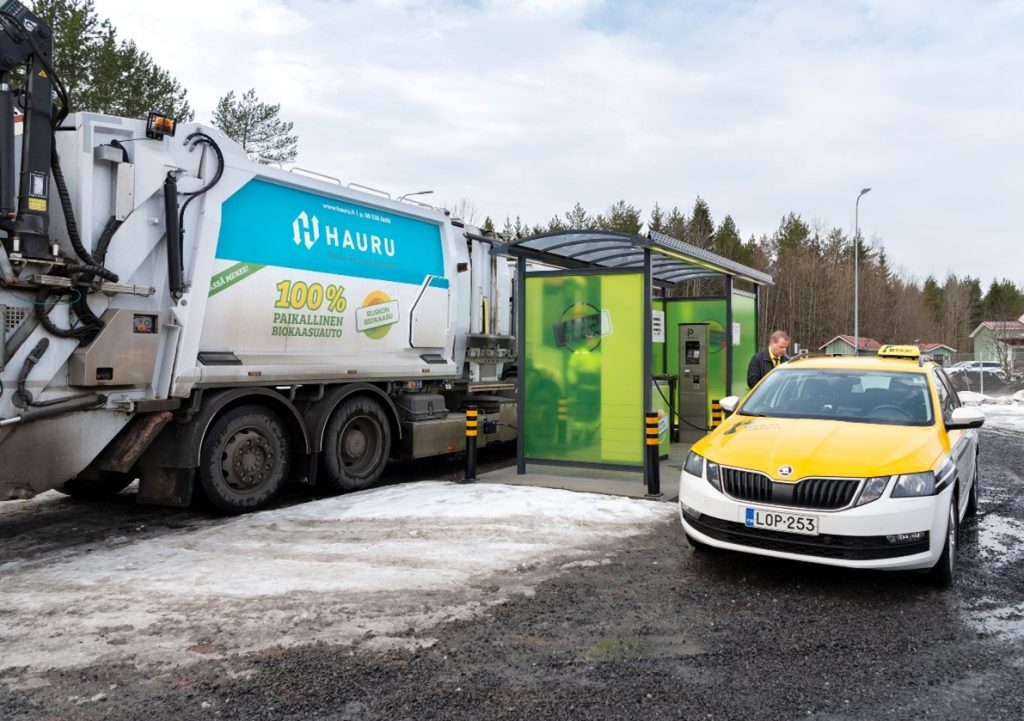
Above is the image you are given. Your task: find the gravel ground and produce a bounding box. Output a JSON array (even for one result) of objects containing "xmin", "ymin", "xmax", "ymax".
[{"xmin": 3, "ymin": 430, "xmax": 1023, "ymax": 721}]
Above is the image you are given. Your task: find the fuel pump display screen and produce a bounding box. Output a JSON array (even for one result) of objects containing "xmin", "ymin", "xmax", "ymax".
[{"xmin": 685, "ymin": 340, "xmax": 702, "ymax": 365}]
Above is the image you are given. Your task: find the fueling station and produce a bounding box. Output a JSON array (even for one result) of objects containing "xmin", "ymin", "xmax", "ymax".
[{"xmin": 495, "ymin": 229, "xmax": 773, "ymax": 496}]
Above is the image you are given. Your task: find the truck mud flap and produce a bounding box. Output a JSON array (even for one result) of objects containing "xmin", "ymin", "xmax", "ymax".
[{"xmin": 90, "ymin": 410, "xmax": 173, "ymax": 474}]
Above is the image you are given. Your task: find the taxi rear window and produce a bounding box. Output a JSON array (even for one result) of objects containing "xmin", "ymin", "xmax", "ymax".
[{"xmin": 741, "ymin": 369, "xmax": 934, "ymax": 426}]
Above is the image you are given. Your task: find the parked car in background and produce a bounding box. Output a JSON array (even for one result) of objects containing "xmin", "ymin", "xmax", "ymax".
[
  {"xmin": 945, "ymin": 361, "xmax": 1009, "ymax": 391},
  {"xmin": 678, "ymin": 345, "xmax": 984, "ymax": 587},
  {"xmin": 950, "ymin": 360, "xmax": 1006, "ymax": 376}
]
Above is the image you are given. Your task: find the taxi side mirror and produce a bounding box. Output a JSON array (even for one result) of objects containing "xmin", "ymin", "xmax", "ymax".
[
  {"xmin": 946, "ymin": 407, "xmax": 984, "ymax": 430},
  {"xmin": 719, "ymin": 396, "xmax": 740, "ymax": 414}
]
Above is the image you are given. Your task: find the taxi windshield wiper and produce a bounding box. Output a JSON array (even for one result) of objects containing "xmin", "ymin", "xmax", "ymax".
[{"xmin": 739, "ymin": 410, "xmax": 768, "ymax": 417}]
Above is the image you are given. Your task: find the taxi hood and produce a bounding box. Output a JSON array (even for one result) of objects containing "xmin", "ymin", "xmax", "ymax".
[{"xmin": 697, "ymin": 415, "xmax": 945, "ymax": 480}]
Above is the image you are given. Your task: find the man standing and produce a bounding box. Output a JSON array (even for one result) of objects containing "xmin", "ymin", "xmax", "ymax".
[{"xmin": 747, "ymin": 330, "xmax": 791, "ymax": 388}]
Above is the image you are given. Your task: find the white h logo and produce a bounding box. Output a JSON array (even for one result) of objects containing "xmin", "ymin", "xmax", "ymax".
[{"xmin": 292, "ymin": 212, "xmax": 320, "ymax": 250}]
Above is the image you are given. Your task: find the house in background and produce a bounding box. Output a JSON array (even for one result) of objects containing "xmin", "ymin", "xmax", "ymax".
[
  {"xmin": 819, "ymin": 335, "xmax": 881, "ymax": 356},
  {"xmin": 969, "ymin": 315, "xmax": 1024, "ymax": 369},
  {"xmin": 915, "ymin": 342, "xmax": 956, "ymax": 366}
]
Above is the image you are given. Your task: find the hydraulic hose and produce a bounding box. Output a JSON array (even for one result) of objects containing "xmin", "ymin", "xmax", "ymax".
[
  {"xmin": 33, "ymin": 287, "xmax": 92, "ymax": 340},
  {"xmin": 65, "ymin": 263, "xmax": 119, "ymax": 283},
  {"xmin": 51, "ymin": 135, "xmax": 97, "ymax": 268},
  {"xmin": 12, "ymin": 337, "xmax": 48, "ymax": 408},
  {"xmin": 92, "ymin": 216, "xmax": 123, "ymax": 266}
]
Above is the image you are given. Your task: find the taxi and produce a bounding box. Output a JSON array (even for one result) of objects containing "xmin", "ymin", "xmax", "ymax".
[{"xmin": 678, "ymin": 345, "xmax": 984, "ymax": 587}]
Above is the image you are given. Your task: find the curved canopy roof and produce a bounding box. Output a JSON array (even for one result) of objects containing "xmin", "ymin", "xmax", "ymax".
[{"xmin": 499, "ymin": 229, "xmax": 772, "ymax": 288}]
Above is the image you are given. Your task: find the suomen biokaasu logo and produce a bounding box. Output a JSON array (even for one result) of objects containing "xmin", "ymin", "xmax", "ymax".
[
  {"xmin": 291, "ymin": 211, "xmax": 397, "ymax": 256},
  {"xmin": 553, "ymin": 303, "xmax": 612, "ymax": 353}
]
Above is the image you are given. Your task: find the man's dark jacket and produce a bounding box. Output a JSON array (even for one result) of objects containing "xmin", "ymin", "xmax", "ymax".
[{"xmin": 747, "ymin": 350, "xmax": 789, "ymax": 388}]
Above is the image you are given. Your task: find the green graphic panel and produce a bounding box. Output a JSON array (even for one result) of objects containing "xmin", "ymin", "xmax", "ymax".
[
  {"xmin": 523, "ymin": 273, "xmax": 644, "ymax": 467},
  {"xmin": 731, "ymin": 292, "xmax": 758, "ymax": 395}
]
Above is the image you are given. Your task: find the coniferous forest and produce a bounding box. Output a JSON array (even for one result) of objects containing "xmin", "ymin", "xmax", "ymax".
[{"xmin": 487, "ymin": 199, "xmax": 1024, "ymax": 354}]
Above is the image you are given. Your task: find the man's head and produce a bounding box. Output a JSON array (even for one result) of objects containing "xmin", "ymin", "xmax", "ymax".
[{"xmin": 769, "ymin": 330, "xmax": 790, "ymax": 357}]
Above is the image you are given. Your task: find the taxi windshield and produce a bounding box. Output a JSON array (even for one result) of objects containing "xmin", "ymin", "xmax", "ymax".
[{"xmin": 741, "ymin": 368, "xmax": 934, "ymax": 426}]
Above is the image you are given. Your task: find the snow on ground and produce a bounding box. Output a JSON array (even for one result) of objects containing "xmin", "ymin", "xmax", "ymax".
[
  {"xmin": 0, "ymin": 482, "xmax": 674, "ymax": 675},
  {"xmin": 975, "ymin": 401, "xmax": 1024, "ymax": 433},
  {"xmin": 957, "ymin": 388, "xmax": 1024, "ymax": 432}
]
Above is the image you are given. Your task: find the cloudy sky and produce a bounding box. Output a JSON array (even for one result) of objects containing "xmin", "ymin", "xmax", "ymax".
[{"xmin": 88, "ymin": 0, "xmax": 1022, "ymax": 287}]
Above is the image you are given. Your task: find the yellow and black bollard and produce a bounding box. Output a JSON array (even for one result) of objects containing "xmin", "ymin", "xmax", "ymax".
[
  {"xmin": 464, "ymin": 406, "xmax": 478, "ymax": 482},
  {"xmin": 645, "ymin": 412, "xmax": 661, "ymax": 497},
  {"xmin": 710, "ymin": 400, "xmax": 723, "ymax": 429}
]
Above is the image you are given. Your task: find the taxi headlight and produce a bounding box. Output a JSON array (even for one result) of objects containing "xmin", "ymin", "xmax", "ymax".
[
  {"xmin": 706, "ymin": 461, "xmax": 722, "ymax": 491},
  {"xmin": 891, "ymin": 472, "xmax": 936, "ymax": 498},
  {"xmin": 855, "ymin": 476, "xmax": 890, "ymax": 506},
  {"xmin": 683, "ymin": 451, "xmax": 704, "ymax": 478},
  {"xmin": 683, "ymin": 451, "xmax": 721, "ymax": 492}
]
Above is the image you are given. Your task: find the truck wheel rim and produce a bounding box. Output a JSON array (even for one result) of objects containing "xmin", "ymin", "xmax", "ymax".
[
  {"xmin": 339, "ymin": 416, "xmax": 380, "ymax": 474},
  {"xmin": 221, "ymin": 427, "xmax": 274, "ymax": 491}
]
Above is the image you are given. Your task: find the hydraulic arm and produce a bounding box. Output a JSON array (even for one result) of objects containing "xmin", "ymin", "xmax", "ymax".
[{"xmin": 0, "ymin": 0, "xmax": 55, "ymax": 261}]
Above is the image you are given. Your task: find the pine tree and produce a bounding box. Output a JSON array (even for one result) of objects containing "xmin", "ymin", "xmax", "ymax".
[
  {"xmin": 599, "ymin": 200, "xmax": 642, "ymax": 234},
  {"xmin": 713, "ymin": 215, "xmax": 748, "ymax": 263},
  {"xmin": 562, "ymin": 203, "xmax": 593, "ymax": 230},
  {"xmin": 34, "ymin": 0, "xmax": 193, "ymax": 121},
  {"xmin": 685, "ymin": 198, "xmax": 715, "ymax": 249},
  {"xmin": 648, "ymin": 203, "xmax": 665, "ymax": 234},
  {"xmin": 213, "ymin": 89, "xmax": 298, "ymax": 165}
]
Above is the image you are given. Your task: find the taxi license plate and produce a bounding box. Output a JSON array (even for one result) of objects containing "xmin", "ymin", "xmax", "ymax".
[{"xmin": 743, "ymin": 507, "xmax": 819, "ymax": 536}]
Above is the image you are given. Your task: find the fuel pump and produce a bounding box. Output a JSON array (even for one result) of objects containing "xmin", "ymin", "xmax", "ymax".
[{"xmin": 678, "ymin": 324, "xmax": 708, "ymax": 434}]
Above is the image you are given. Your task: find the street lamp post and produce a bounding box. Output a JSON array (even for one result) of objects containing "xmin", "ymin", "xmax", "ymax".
[{"xmin": 854, "ymin": 187, "xmax": 871, "ymax": 355}]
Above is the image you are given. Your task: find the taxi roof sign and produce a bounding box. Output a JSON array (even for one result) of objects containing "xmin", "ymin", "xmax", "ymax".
[{"xmin": 877, "ymin": 344, "xmax": 921, "ymax": 360}]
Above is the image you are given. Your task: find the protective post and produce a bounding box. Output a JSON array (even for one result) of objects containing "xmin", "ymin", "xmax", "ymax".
[
  {"xmin": 464, "ymin": 406, "xmax": 478, "ymax": 482},
  {"xmin": 644, "ymin": 412, "xmax": 662, "ymax": 498}
]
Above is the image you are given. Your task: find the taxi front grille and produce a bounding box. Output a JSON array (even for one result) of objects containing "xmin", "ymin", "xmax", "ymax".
[
  {"xmin": 793, "ymin": 477, "xmax": 861, "ymax": 509},
  {"xmin": 721, "ymin": 468, "xmax": 773, "ymax": 503},
  {"xmin": 721, "ymin": 468, "xmax": 861, "ymax": 510}
]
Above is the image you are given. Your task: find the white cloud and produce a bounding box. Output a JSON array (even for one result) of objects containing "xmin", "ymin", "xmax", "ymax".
[{"xmin": 82, "ymin": 0, "xmax": 1024, "ymax": 282}]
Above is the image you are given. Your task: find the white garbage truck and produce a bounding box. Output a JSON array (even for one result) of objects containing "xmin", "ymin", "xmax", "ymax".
[{"xmin": 0, "ymin": 1, "xmax": 515, "ymax": 511}]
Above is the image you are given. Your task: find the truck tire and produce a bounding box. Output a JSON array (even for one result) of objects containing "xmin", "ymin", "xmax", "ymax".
[
  {"xmin": 57, "ymin": 473, "xmax": 133, "ymax": 501},
  {"xmin": 320, "ymin": 396, "xmax": 391, "ymax": 493},
  {"xmin": 198, "ymin": 405, "xmax": 291, "ymax": 514}
]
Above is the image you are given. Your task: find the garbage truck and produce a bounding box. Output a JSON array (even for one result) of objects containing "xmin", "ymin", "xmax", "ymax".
[{"xmin": 0, "ymin": 0, "xmax": 515, "ymax": 511}]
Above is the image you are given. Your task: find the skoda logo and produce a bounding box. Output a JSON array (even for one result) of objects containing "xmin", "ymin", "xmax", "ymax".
[{"xmin": 778, "ymin": 465, "xmax": 794, "ymax": 477}]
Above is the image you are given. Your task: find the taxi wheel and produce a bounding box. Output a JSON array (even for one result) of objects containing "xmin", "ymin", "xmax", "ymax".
[
  {"xmin": 684, "ymin": 531, "xmax": 708, "ymax": 552},
  {"xmin": 929, "ymin": 498, "xmax": 958, "ymax": 588},
  {"xmin": 965, "ymin": 461, "xmax": 979, "ymax": 518}
]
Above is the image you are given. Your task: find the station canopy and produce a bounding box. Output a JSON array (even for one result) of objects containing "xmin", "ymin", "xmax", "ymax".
[{"xmin": 500, "ymin": 229, "xmax": 772, "ymax": 288}]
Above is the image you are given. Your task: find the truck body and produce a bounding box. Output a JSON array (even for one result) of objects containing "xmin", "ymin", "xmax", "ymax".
[{"xmin": 0, "ymin": 2, "xmax": 515, "ymax": 510}]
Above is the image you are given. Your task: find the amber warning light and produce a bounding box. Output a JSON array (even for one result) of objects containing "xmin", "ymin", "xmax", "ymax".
[{"xmin": 146, "ymin": 112, "xmax": 177, "ymax": 140}]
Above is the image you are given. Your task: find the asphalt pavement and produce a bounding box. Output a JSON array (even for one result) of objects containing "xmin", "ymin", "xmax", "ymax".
[{"xmin": 2, "ymin": 428, "xmax": 1023, "ymax": 721}]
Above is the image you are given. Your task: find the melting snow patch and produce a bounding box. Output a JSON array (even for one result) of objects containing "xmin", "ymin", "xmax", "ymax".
[
  {"xmin": 0, "ymin": 482, "xmax": 673, "ymax": 675},
  {"xmin": 975, "ymin": 513, "xmax": 1024, "ymax": 565}
]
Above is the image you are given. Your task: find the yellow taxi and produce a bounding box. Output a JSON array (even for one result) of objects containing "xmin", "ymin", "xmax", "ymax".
[{"xmin": 678, "ymin": 345, "xmax": 984, "ymax": 587}]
